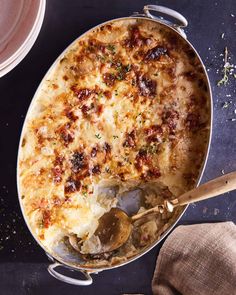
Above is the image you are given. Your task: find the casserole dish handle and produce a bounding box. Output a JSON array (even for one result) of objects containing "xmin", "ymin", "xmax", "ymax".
[
  {"xmin": 48, "ymin": 262, "xmax": 93, "ymax": 286},
  {"xmin": 142, "ymin": 5, "xmax": 188, "ymax": 38}
]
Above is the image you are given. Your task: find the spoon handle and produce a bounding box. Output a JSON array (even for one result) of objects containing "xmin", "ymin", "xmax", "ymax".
[
  {"xmin": 131, "ymin": 172, "xmax": 236, "ymax": 221},
  {"xmin": 171, "ymin": 171, "xmax": 236, "ymax": 207}
]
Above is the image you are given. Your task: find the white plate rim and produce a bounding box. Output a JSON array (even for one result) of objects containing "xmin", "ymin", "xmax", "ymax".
[
  {"xmin": 0, "ymin": 0, "xmax": 46, "ymax": 70},
  {"xmin": 0, "ymin": 0, "xmax": 46, "ymax": 77}
]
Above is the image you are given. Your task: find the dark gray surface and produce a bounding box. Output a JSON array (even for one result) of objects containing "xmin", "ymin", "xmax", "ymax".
[{"xmin": 0, "ymin": 1, "xmax": 236, "ymax": 294}]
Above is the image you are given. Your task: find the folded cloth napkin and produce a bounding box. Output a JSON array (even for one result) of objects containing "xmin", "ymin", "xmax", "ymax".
[{"xmin": 152, "ymin": 222, "xmax": 236, "ymax": 295}]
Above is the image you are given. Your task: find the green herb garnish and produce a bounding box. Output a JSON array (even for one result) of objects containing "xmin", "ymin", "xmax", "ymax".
[
  {"xmin": 222, "ymin": 101, "xmax": 229, "ymax": 108},
  {"xmin": 142, "ymin": 143, "xmax": 159, "ymax": 154},
  {"xmin": 217, "ymin": 47, "xmax": 233, "ymax": 86},
  {"xmin": 95, "ymin": 133, "xmax": 102, "ymax": 139},
  {"xmin": 107, "ymin": 44, "xmax": 116, "ymax": 54},
  {"xmin": 124, "ymin": 64, "xmax": 131, "ymax": 72},
  {"xmin": 113, "ymin": 135, "xmax": 119, "ymax": 139}
]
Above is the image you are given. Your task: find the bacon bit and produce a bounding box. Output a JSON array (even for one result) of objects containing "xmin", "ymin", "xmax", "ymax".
[
  {"xmin": 103, "ymin": 73, "xmax": 116, "ymax": 86},
  {"xmin": 117, "ymin": 161, "xmax": 123, "ymax": 167},
  {"xmin": 42, "ymin": 210, "xmax": 51, "ymax": 228},
  {"xmin": 104, "ymin": 142, "xmax": 111, "ymax": 154},
  {"xmin": 54, "ymin": 155, "xmax": 64, "ymax": 166},
  {"xmin": 64, "ymin": 177, "xmax": 81, "ymax": 194},
  {"xmin": 37, "ymin": 133, "xmax": 44, "ymax": 145},
  {"xmin": 162, "ymin": 110, "xmax": 179, "ymax": 132},
  {"xmin": 81, "ymin": 105, "xmax": 91, "ymax": 116},
  {"xmin": 118, "ymin": 173, "xmax": 125, "ymax": 181},
  {"xmin": 185, "ymin": 113, "xmax": 200, "ymax": 131},
  {"xmin": 123, "ymin": 130, "xmax": 136, "ymax": 148},
  {"xmin": 135, "ymin": 149, "xmax": 150, "ymax": 171},
  {"xmin": 145, "ymin": 125, "xmax": 163, "ymax": 143},
  {"xmin": 88, "ymin": 39, "xmax": 106, "ymax": 53},
  {"xmin": 136, "ymin": 73, "xmax": 157, "ymax": 97},
  {"xmin": 96, "ymin": 104, "xmax": 104, "ymax": 116},
  {"xmin": 147, "ymin": 168, "xmax": 161, "ymax": 179},
  {"xmin": 71, "ymin": 86, "xmax": 94, "ymax": 101},
  {"xmin": 52, "ymin": 166, "xmax": 63, "ymax": 184},
  {"xmin": 59, "ymin": 123, "xmax": 74, "ymax": 145},
  {"xmin": 65, "ymin": 108, "xmax": 78, "ymax": 121},
  {"xmin": 104, "ymin": 90, "xmax": 112, "ymax": 99},
  {"xmin": 141, "ymin": 167, "xmax": 161, "ymax": 180},
  {"xmin": 71, "ymin": 151, "xmax": 87, "ymax": 173},
  {"xmin": 63, "ymin": 75, "xmax": 69, "ymax": 81},
  {"xmin": 144, "ymin": 46, "xmax": 168, "ymax": 61},
  {"xmin": 92, "ymin": 164, "xmax": 101, "ymax": 175},
  {"xmin": 125, "ymin": 26, "xmax": 147, "ymax": 48},
  {"xmin": 145, "ymin": 125, "xmax": 162, "ymax": 136},
  {"xmin": 91, "ymin": 146, "xmax": 98, "ymax": 157},
  {"xmin": 52, "ymin": 155, "xmax": 64, "ymax": 183}
]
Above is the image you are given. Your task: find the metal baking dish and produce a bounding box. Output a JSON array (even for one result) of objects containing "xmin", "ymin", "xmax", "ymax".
[{"xmin": 17, "ymin": 4, "xmax": 213, "ymax": 286}]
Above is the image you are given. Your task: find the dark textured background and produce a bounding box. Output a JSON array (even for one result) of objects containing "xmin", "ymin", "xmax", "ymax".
[{"xmin": 0, "ymin": 1, "xmax": 236, "ymax": 294}]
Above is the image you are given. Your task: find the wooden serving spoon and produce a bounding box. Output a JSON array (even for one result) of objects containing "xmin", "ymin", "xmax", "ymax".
[{"xmin": 93, "ymin": 171, "xmax": 236, "ymax": 254}]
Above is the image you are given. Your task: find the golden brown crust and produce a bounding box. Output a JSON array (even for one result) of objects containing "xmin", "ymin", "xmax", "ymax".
[{"xmin": 18, "ymin": 18, "xmax": 210, "ymax": 263}]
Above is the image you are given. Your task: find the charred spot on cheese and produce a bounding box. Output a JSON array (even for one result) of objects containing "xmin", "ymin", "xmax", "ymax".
[
  {"xmin": 65, "ymin": 108, "xmax": 78, "ymax": 121},
  {"xmin": 135, "ymin": 149, "xmax": 151, "ymax": 171},
  {"xmin": 162, "ymin": 110, "xmax": 179, "ymax": 133},
  {"xmin": 136, "ymin": 73, "xmax": 157, "ymax": 97},
  {"xmin": 123, "ymin": 130, "xmax": 136, "ymax": 148},
  {"xmin": 52, "ymin": 166, "xmax": 63, "ymax": 184},
  {"xmin": 145, "ymin": 125, "xmax": 163, "ymax": 143},
  {"xmin": 52, "ymin": 154, "xmax": 64, "ymax": 184},
  {"xmin": 125, "ymin": 26, "xmax": 148, "ymax": 48},
  {"xmin": 71, "ymin": 151, "xmax": 87, "ymax": 173},
  {"xmin": 103, "ymin": 90, "xmax": 112, "ymax": 99},
  {"xmin": 103, "ymin": 73, "xmax": 116, "ymax": 86},
  {"xmin": 144, "ymin": 46, "xmax": 168, "ymax": 61},
  {"xmin": 58, "ymin": 123, "xmax": 74, "ymax": 145},
  {"xmin": 91, "ymin": 146, "xmax": 98, "ymax": 158},
  {"xmin": 104, "ymin": 142, "xmax": 111, "ymax": 154},
  {"xmin": 64, "ymin": 176, "xmax": 81, "ymax": 194},
  {"xmin": 92, "ymin": 164, "xmax": 101, "ymax": 175},
  {"xmin": 96, "ymin": 104, "xmax": 104, "ymax": 116},
  {"xmin": 142, "ymin": 168, "xmax": 161, "ymax": 180},
  {"xmin": 71, "ymin": 86, "xmax": 94, "ymax": 101},
  {"xmin": 81, "ymin": 104, "xmax": 92, "ymax": 117}
]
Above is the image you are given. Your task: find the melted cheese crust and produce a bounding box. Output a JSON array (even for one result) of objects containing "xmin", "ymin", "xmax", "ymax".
[{"xmin": 18, "ymin": 19, "xmax": 210, "ymax": 255}]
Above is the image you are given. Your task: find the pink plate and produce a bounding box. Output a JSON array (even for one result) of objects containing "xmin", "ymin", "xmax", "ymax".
[{"xmin": 0, "ymin": 0, "xmax": 41, "ymax": 68}]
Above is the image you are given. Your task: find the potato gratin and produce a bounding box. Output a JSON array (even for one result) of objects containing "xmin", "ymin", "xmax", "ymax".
[{"xmin": 18, "ymin": 19, "xmax": 210, "ymax": 265}]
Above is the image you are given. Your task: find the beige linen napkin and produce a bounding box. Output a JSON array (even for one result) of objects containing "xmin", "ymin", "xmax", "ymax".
[{"xmin": 152, "ymin": 222, "xmax": 236, "ymax": 295}]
